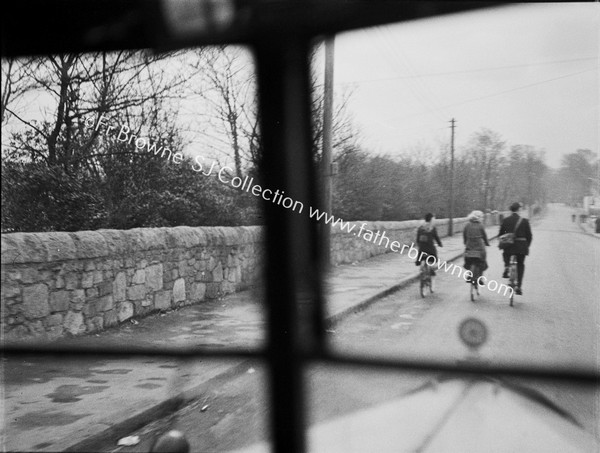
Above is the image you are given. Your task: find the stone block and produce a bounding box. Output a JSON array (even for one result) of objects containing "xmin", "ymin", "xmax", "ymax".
[
  {"xmin": 65, "ymin": 273, "xmax": 79, "ymax": 290},
  {"xmin": 81, "ymin": 272, "xmax": 94, "ymax": 288},
  {"xmin": 86, "ymin": 287, "xmax": 98, "ymax": 298},
  {"xmin": 8, "ymin": 270, "xmax": 22, "ymax": 281},
  {"xmin": 5, "ymin": 325, "xmax": 29, "ymax": 342},
  {"xmin": 205, "ymin": 283, "xmax": 220, "ymax": 299},
  {"xmin": 7, "ymin": 314, "xmax": 25, "ymax": 325},
  {"xmin": 173, "ymin": 278, "xmax": 186, "ymax": 303},
  {"xmin": 46, "ymin": 313, "xmax": 63, "ymax": 327},
  {"xmin": 6, "ymin": 303, "xmax": 23, "ymax": 316},
  {"xmin": 221, "ymin": 281, "xmax": 235, "ymax": 295},
  {"xmin": 97, "ymin": 281, "xmax": 113, "ymax": 297},
  {"xmin": 154, "ymin": 290, "xmax": 172, "ymax": 310},
  {"xmin": 1, "ymin": 234, "xmax": 47, "ymax": 264},
  {"xmin": 84, "ymin": 261, "xmax": 96, "ymax": 272},
  {"xmin": 70, "ymin": 289, "xmax": 85, "ymax": 310},
  {"xmin": 113, "ymin": 272, "xmax": 126, "ymax": 301},
  {"xmin": 22, "ymin": 283, "xmax": 50, "ymax": 319},
  {"xmin": 127, "ymin": 284, "xmax": 147, "ymax": 301},
  {"xmin": 104, "ymin": 310, "xmax": 118, "ymax": 328},
  {"xmin": 93, "ymin": 271, "xmax": 103, "ymax": 284},
  {"xmin": 71, "ymin": 231, "xmax": 109, "ymax": 259},
  {"xmin": 132, "ymin": 269, "xmax": 145, "ymax": 285},
  {"xmin": 96, "ymin": 295, "xmax": 114, "ymax": 312},
  {"xmin": 63, "ymin": 311, "xmax": 85, "ymax": 335},
  {"xmin": 190, "ymin": 282, "xmax": 206, "ymax": 302},
  {"xmin": 55, "ymin": 275, "xmax": 65, "ymax": 289},
  {"xmin": 212, "ymin": 262, "xmax": 224, "ymax": 282},
  {"xmin": 117, "ymin": 301, "xmax": 134, "ymax": 322},
  {"xmin": 84, "ymin": 295, "xmax": 113, "ymax": 316},
  {"xmin": 2, "ymin": 283, "xmax": 20, "ymax": 299},
  {"xmin": 28, "ymin": 320, "xmax": 45, "ymax": 336},
  {"xmin": 145, "ymin": 264, "xmax": 163, "ymax": 291},
  {"xmin": 21, "ymin": 268, "xmax": 41, "ymax": 284},
  {"xmin": 86, "ymin": 316, "xmax": 104, "ymax": 332},
  {"xmin": 178, "ymin": 260, "xmax": 188, "ymax": 277},
  {"xmin": 50, "ymin": 290, "xmax": 70, "ymax": 312},
  {"xmin": 47, "ymin": 325, "xmax": 64, "ymax": 340}
]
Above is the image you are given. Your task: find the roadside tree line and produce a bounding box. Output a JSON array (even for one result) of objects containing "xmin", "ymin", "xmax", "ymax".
[{"xmin": 0, "ymin": 46, "xmax": 571, "ymax": 232}]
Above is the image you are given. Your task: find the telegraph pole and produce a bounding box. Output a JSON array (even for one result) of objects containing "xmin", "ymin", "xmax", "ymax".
[
  {"xmin": 322, "ymin": 36, "xmax": 335, "ymax": 266},
  {"xmin": 448, "ymin": 118, "xmax": 456, "ymax": 236}
]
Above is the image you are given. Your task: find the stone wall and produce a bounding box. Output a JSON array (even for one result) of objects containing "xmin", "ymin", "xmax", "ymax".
[
  {"xmin": 1, "ymin": 227, "xmax": 262, "ymax": 342},
  {"xmin": 330, "ymin": 216, "xmax": 493, "ymax": 265},
  {"xmin": 1, "ymin": 215, "xmax": 500, "ymax": 342}
]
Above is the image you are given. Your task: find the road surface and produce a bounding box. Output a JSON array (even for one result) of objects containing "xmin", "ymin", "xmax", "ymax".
[{"xmin": 99, "ymin": 204, "xmax": 599, "ymax": 452}]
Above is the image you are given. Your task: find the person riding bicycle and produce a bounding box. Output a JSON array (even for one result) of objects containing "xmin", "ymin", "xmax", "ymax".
[
  {"xmin": 415, "ymin": 213, "xmax": 443, "ymax": 275},
  {"xmin": 499, "ymin": 202, "xmax": 532, "ymax": 295},
  {"xmin": 463, "ymin": 210, "xmax": 490, "ymax": 285}
]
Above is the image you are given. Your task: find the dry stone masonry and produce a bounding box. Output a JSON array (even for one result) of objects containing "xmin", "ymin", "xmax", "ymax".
[
  {"xmin": 2, "ymin": 215, "xmax": 495, "ymax": 342},
  {"xmin": 2, "ymin": 227, "xmax": 262, "ymax": 342}
]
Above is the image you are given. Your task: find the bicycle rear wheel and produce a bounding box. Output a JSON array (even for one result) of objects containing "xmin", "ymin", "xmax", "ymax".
[
  {"xmin": 509, "ymin": 258, "xmax": 517, "ymax": 307},
  {"xmin": 469, "ymin": 264, "xmax": 479, "ymax": 301}
]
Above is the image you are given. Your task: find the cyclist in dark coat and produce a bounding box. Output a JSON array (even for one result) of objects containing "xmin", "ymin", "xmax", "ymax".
[
  {"xmin": 499, "ymin": 202, "xmax": 532, "ymax": 295},
  {"xmin": 415, "ymin": 213, "xmax": 443, "ymax": 274}
]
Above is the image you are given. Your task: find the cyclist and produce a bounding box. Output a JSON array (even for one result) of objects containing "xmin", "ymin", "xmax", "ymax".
[
  {"xmin": 463, "ymin": 210, "xmax": 490, "ymax": 285},
  {"xmin": 415, "ymin": 213, "xmax": 443, "ymax": 275},
  {"xmin": 499, "ymin": 202, "xmax": 532, "ymax": 295}
]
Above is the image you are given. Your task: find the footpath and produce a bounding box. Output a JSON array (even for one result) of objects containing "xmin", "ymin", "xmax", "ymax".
[{"xmin": 3, "ymin": 224, "xmax": 500, "ymax": 453}]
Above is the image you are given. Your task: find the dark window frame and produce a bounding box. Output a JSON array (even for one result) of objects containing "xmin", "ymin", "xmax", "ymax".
[{"xmin": 2, "ymin": 2, "xmax": 598, "ymax": 452}]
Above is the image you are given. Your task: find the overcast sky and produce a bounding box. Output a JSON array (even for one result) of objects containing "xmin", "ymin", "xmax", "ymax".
[{"xmin": 322, "ymin": 2, "xmax": 599, "ymax": 168}]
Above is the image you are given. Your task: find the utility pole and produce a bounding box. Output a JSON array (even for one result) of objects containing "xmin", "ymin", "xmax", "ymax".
[
  {"xmin": 448, "ymin": 118, "xmax": 456, "ymax": 236},
  {"xmin": 322, "ymin": 36, "xmax": 335, "ymax": 266}
]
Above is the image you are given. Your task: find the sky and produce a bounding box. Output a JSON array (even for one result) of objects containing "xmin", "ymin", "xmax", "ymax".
[
  {"xmin": 321, "ymin": 2, "xmax": 599, "ymax": 169},
  {"xmin": 2, "ymin": 3, "xmax": 597, "ymax": 171}
]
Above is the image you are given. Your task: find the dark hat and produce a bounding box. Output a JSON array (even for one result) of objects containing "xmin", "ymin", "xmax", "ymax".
[{"xmin": 510, "ymin": 202, "xmax": 521, "ymax": 212}]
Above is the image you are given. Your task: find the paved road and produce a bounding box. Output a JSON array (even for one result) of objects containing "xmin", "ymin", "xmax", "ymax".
[
  {"xmin": 99, "ymin": 204, "xmax": 599, "ymax": 451},
  {"xmin": 329, "ymin": 204, "xmax": 599, "ymax": 435}
]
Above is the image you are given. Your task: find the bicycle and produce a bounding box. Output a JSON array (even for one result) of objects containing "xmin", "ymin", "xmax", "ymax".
[
  {"xmin": 507, "ymin": 255, "xmax": 518, "ymax": 306},
  {"xmin": 468, "ymin": 261, "xmax": 482, "ymax": 302},
  {"xmin": 419, "ymin": 261, "xmax": 434, "ymax": 297}
]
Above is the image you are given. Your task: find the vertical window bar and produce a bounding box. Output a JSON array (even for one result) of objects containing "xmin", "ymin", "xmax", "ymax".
[{"xmin": 253, "ymin": 35, "xmax": 321, "ymax": 453}]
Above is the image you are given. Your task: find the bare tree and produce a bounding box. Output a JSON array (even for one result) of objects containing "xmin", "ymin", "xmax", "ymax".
[
  {"xmin": 3, "ymin": 50, "xmax": 188, "ymax": 174},
  {"xmin": 188, "ymin": 46, "xmax": 259, "ymax": 177},
  {"xmin": 464, "ymin": 128, "xmax": 506, "ymax": 211},
  {"xmin": 1, "ymin": 58, "xmax": 37, "ymax": 125}
]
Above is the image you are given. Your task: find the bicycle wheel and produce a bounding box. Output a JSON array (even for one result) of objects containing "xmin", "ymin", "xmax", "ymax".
[
  {"xmin": 429, "ymin": 274, "xmax": 434, "ymax": 293},
  {"xmin": 508, "ymin": 258, "xmax": 517, "ymax": 307},
  {"xmin": 469, "ymin": 264, "xmax": 478, "ymax": 301},
  {"xmin": 420, "ymin": 278, "xmax": 425, "ymax": 298}
]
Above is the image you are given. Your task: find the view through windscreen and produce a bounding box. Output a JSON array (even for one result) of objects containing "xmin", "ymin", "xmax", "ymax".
[{"xmin": 1, "ymin": 3, "xmax": 599, "ymax": 452}]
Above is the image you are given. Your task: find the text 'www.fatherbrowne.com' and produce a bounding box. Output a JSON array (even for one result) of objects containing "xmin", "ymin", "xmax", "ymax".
[{"xmin": 90, "ymin": 114, "xmax": 512, "ymax": 297}]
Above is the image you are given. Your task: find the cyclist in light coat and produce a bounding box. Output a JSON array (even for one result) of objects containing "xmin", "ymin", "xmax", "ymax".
[{"xmin": 463, "ymin": 210, "xmax": 490, "ymax": 284}]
